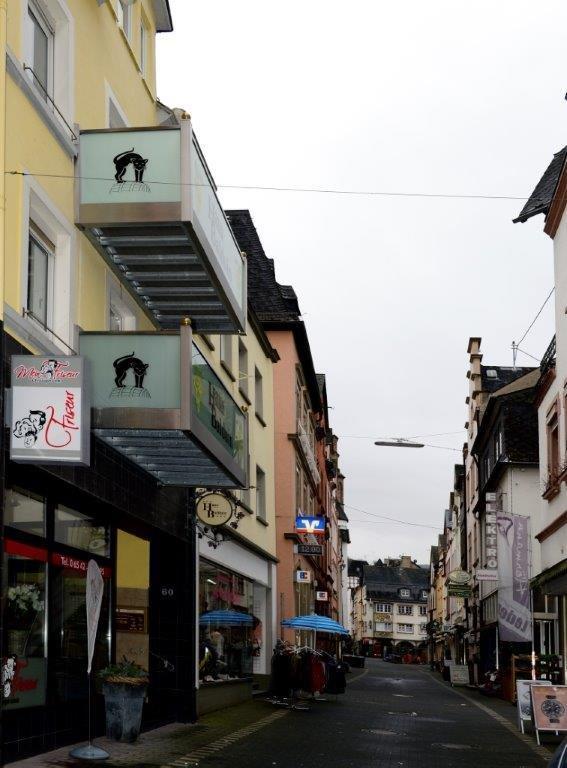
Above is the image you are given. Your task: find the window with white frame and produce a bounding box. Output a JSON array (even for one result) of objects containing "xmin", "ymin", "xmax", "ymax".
[
  {"xmin": 140, "ymin": 18, "xmax": 147, "ymax": 75},
  {"xmin": 24, "ymin": 0, "xmax": 74, "ymax": 124},
  {"xmin": 375, "ymin": 622, "xmax": 393, "ymax": 632},
  {"xmin": 255, "ymin": 367, "xmax": 264, "ymax": 421},
  {"xmin": 107, "ymin": 283, "xmax": 137, "ymax": 331},
  {"xmin": 117, "ymin": 0, "xmax": 132, "ymax": 39},
  {"xmin": 375, "ymin": 603, "xmax": 392, "ymax": 613},
  {"xmin": 238, "ymin": 340, "xmax": 249, "ymax": 399},
  {"xmin": 397, "ymin": 623, "xmax": 413, "ymax": 634},
  {"xmin": 398, "ymin": 604, "xmax": 413, "ymax": 615},
  {"xmin": 419, "ymin": 605, "xmax": 428, "ymax": 616},
  {"xmin": 27, "ymin": 2, "xmax": 53, "ymax": 101},
  {"xmin": 27, "ymin": 224, "xmax": 54, "ymax": 327},
  {"xmin": 419, "ymin": 623, "xmax": 427, "ymax": 634},
  {"xmin": 256, "ymin": 466, "xmax": 266, "ymax": 522},
  {"xmin": 220, "ymin": 335, "xmax": 234, "ymax": 375},
  {"xmin": 399, "ymin": 588, "xmax": 410, "ymax": 598},
  {"xmin": 421, "ymin": 590, "xmax": 428, "ymax": 599}
]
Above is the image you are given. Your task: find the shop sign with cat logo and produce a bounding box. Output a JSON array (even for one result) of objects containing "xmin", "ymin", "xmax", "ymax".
[{"xmin": 10, "ymin": 356, "xmax": 90, "ymax": 466}]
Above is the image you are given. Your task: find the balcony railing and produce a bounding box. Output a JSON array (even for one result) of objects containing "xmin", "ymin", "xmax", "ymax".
[{"xmin": 540, "ymin": 335, "xmax": 556, "ymax": 376}]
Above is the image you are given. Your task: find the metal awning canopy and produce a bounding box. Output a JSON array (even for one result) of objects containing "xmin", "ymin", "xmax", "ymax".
[
  {"xmin": 80, "ymin": 329, "xmax": 248, "ymax": 488},
  {"xmin": 94, "ymin": 429, "xmax": 237, "ymax": 486},
  {"xmin": 76, "ymin": 122, "xmax": 246, "ymax": 334}
]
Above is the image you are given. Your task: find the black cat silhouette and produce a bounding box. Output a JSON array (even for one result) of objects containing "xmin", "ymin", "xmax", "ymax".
[
  {"xmin": 113, "ymin": 148, "xmax": 149, "ymax": 183},
  {"xmin": 113, "ymin": 352, "xmax": 149, "ymax": 389}
]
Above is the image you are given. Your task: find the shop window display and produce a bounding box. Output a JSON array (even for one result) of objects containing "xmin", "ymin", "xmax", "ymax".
[
  {"xmin": 54, "ymin": 505, "xmax": 110, "ymax": 557},
  {"xmin": 199, "ymin": 562, "xmax": 255, "ymax": 682},
  {"xmin": 5, "ymin": 487, "xmax": 45, "ymax": 537},
  {"xmin": 3, "ymin": 543, "xmax": 47, "ymax": 709}
]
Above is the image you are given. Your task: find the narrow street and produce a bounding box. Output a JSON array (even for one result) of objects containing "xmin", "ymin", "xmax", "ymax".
[{"xmin": 187, "ymin": 660, "xmax": 552, "ymax": 768}]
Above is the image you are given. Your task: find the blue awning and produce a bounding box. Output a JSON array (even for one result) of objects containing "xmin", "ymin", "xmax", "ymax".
[
  {"xmin": 281, "ymin": 614, "xmax": 349, "ymax": 635},
  {"xmin": 199, "ymin": 610, "xmax": 254, "ymax": 627}
]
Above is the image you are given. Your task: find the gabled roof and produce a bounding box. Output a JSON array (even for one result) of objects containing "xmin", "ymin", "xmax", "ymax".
[
  {"xmin": 365, "ymin": 562, "xmax": 429, "ymax": 602},
  {"xmin": 514, "ymin": 147, "xmax": 567, "ymax": 224},
  {"xmin": 226, "ymin": 209, "xmax": 321, "ymax": 412}
]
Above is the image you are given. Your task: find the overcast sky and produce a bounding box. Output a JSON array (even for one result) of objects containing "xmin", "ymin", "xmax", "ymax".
[{"xmin": 157, "ymin": 0, "xmax": 567, "ymax": 565}]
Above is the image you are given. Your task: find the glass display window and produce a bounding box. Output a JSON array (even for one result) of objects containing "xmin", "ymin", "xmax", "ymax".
[
  {"xmin": 199, "ymin": 561, "xmax": 255, "ymax": 683},
  {"xmin": 54, "ymin": 504, "xmax": 110, "ymax": 557},
  {"xmin": 3, "ymin": 539, "xmax": 48, "ymax": 709},
  {"xmin": 5, "ymin": 487, "xmax": 46, "ymax": 537}
]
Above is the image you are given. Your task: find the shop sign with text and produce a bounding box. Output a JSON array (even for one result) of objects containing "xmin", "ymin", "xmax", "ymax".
[
  {"xmin": 297, "ymin": 543, "xmax": 323, "ymax": 556},
  {"xmin": 10, "ymin": 356, "xmax": 90, "ymax": 466},
  {"xmin": 295, "ymin": 516, "xmax": 326, "ymax": 536},
  {"xmin": 316, "ymin": 591, "xmax": 328, "ymax": 601},
  {"xmin": 196, "ymin": 492, "xmax": 234, "ymax": 527},
  {"xmin": 296, "ymin": 570, "xmax": 311, "ymax": 583}
]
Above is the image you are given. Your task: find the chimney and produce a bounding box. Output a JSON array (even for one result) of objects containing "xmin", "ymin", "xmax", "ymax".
[{"xmin": 400, "ymin": 554, "xmax": 416, "ymax": 569}]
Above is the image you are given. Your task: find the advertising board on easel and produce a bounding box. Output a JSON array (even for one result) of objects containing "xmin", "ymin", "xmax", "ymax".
[
  {"xmin": 516, "ymin": 679, "xmax": 551, "ymax": 734},
  {"xmin": 531, "ymin": 685, "xmax": 567, "ymax": 745}
]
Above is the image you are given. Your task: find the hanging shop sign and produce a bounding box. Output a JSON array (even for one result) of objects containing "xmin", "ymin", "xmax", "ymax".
[
  {"xmin": 297, "ymin": 543, "xmax": 323, "ymax": 556},
  {"xmin": 447, "ymin": 569, "xmax": 472, "ymax": 585},
  {"xmin": 447, "ymin": 583, "xmax": 472, "ymax": 598},
  {"xmin": 10, "ymin": 356, "xmax": 90, "ymax": 466},
  {"xmin": 497, "ymin": 513, "xmax": 531, "ymax": 642},
  {"xmin": 196, "ymin": 492, "xmax": 234, "ymax": 527},
  {"xmin": 316, "ymin": 591, "xmax": 328, "ymax": 601},
  {"xmin": 484, "ymin": 491, "xmax": 500, "ymax": 573},
  {"xmin": 296, "ymin": 570, "xmax": 312, "ymax": 583},
  {"xmin": 531, "ymin": 685, "xmax": 567, "ymax": 734},
  {"xmin": 295, "ymin": 516, "xmax": 326, "ymax": 536},
  {"xmin": 79, "ymin": 330, "xmax": 247, "ymax": 488}
]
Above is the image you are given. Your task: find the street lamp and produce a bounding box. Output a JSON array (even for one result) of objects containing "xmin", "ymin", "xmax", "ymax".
[{"xmin": 374, "ymin": 438, "xmax": 425, "ymax": 448}]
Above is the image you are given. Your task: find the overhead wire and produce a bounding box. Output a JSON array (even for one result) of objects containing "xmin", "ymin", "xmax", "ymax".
[
  {"xmin": 516, "ymin": 287, "xmax": 555, "ymax": 347},
  {"xmin": 343, "ymin": 503, "xmax": 439, "ymax": 530},
  {"xmin": 5, "ymin": 170, "xmax": 528, "ymax": 201}
]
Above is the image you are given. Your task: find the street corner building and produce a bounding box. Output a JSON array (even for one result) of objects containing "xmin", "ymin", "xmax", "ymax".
[{"xmin": 0, "ymin": 0, "xmax": 284, "ymax": 760}]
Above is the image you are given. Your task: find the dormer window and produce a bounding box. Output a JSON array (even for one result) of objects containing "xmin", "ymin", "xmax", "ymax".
[{"xmin": 400, "ymin": 588, "xmax": 410, "ymax": 598}]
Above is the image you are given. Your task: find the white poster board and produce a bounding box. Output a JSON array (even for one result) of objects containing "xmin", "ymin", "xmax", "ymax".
[
  {"xmin": 517, "ymin": 679, "xmax": 551, "ymax": 733},
  {"xmin": 449, "ymin": 663, "xmax": 469, "ymax": 686}
]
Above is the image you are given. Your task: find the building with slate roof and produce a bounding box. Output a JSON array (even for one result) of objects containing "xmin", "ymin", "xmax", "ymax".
[
  {"xmin": 226, "ymin": 210, "xmax": 349, "ymax": 642},
  {"xmin": 350, "ymin": 557, "xmax": 429, "ymax": 657},
  {"xmin": 512, "ymin": 147, "xmax": 567, "ymax": 688}
]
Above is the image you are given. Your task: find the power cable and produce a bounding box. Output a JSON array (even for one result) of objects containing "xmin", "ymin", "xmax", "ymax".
[
  {"xmin": 339, "ymin": 430, "xmax": 463, "ymax": 440},
  {"xmin": 343, "ymin": 503, "xmax": 439, "ymax": 530},
  {"xmin": 516, "ymin": 287, "xmax": 555, "ymax": 347},
  {"xmin": 5, "ymin": 170, "xmax": 528, "ymax": 201}
]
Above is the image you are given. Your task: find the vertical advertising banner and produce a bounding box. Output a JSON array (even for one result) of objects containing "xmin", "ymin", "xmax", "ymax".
[{"xmin": 497, "ymin": 514, "xmax": 531, "ymax": 642}]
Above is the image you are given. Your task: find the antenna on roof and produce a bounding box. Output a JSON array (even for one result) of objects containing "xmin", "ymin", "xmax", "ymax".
[{"xmin": 511, "ymin": 341, "xmax": 517, "ymax": 370}]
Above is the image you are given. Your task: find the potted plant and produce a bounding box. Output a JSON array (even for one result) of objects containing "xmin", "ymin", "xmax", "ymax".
[{"xmin": 98, "ymin": 658, "xmax": 148, "ymax": 743}]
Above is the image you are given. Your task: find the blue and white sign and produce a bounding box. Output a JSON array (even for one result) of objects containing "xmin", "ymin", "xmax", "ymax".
[
  {"xmin": 295, "ymin": 516, "xmax": 326, "ymax": 536},
  {"xmin": 296, "ymin": 571, "xmax": 311, "ymax": 583}
]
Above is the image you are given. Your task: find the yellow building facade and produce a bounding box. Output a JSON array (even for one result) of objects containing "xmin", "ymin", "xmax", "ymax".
[{"xmin": 1, "ymin": 0, "xmax": 278, "ymax": 755}]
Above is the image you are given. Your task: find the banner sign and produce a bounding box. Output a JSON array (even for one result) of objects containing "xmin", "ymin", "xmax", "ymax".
[
  {"xmin": 296, "ymin": 570, "xmax": 311, "ymax": 583},
  {"xmin": 497, "ymin": 513, "xmax": 531, "ymax": 642},
  {"xmin": 10, "ymin": 356, "xmax": 90, "ymax": 465},
  {"xmin": 295, "ymin": 516, "xmax": 325, "ymax": 536},
  {"xmin": 86, "ymin": 560, "xmax": 104, "ymax": 675},
  {"xmin": 531, "ymin": 685, "xmax": 567, "ymax": 732},
  {"xmin": 297, "ymin": 543, "xmax": 323, "ymax": 556}
]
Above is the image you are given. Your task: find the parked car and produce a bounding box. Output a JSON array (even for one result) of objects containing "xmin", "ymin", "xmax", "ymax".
[{"xmin": 549, "ymin": 739, "xmax": 567, "ymax": 768}]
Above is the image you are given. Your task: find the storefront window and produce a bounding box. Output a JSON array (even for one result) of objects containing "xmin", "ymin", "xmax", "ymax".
[
  {"xmin": 5, "ymin": 487, "xmax": 45, "ymax": 537},
  {"xmin": 3, "ymin": 541, "xmax": 47, "ymax": 709},
  {"xmin": 199, "ymin": 561, "xmax": 254, "ymax": 682},
  {"xmin": 50, "ymin": 556, "xmax": 111, "ymax": 702},
  {"xmin": 54, "ymin": 505, "xmax": 109, "ymax": 557}
]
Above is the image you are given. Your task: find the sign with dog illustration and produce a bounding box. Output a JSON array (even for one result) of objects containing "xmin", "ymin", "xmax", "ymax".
[{"xmin": 10, "ymin": 356, "xmax": 90, "ymax": 465}]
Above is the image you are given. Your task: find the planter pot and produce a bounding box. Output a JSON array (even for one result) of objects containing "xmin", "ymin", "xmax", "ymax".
[{"xmin": 102, "ymin": 682, "xmax": 147, "ymax": 743}]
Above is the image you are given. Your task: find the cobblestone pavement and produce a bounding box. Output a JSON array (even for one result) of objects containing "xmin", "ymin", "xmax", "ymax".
[
  {"xmin": 9, "ymin": 660, "xmax": 560, "ymax": 768},
  {"xmin": 185, "ymin": 660, "xmax": 556, "ymax": 768}
]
